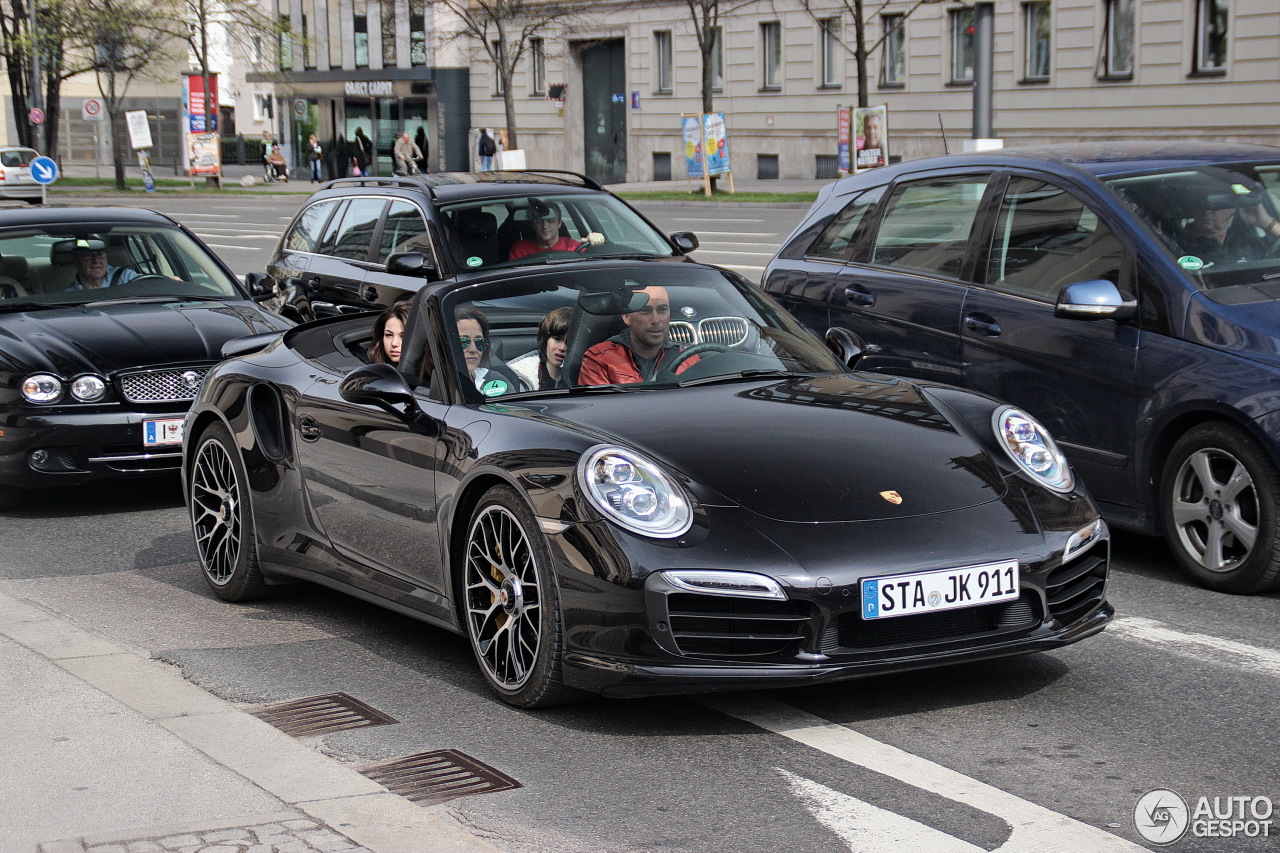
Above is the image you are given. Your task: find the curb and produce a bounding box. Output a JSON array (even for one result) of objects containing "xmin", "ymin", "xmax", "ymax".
[{"xmin": 0, "ymin": 590, "xmax": 503, "ymax": 853}]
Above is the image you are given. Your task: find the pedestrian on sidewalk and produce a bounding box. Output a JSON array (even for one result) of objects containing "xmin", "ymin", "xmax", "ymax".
[{"xmin": 308, "ymin": 134, "xmax": 324, "ymax": 183}]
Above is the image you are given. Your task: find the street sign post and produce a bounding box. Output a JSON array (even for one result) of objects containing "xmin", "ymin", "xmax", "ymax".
[
  {"xmin": 82, "ymin": 99, "xmax": 104, "ymax": 121},
  {"xmin": 30, "ymin": 154, "xmax": 57, "ymax": 203}
]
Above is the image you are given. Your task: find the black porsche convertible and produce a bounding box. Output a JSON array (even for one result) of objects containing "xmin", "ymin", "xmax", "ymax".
[
  {"xmin": 0, "ymin": 208, "xmax": 290, "ymax": 511},
  {"xmin": 183, "ymin": 259, "xmax": 1112, "ymax": 707}
]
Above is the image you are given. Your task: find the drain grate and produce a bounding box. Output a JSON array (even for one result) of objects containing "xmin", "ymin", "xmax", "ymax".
[
  {"xmin": 251, "ymin": 692, "xmax": 399, "ymax": 737},
  {"xmin": 358, "ymin": 749, "xmax": 522, "ymax": 804}
]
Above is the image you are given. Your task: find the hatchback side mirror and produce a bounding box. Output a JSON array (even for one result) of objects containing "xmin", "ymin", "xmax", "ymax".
[
  {"xmin": 825, "ymin": 327, "xmax": 864, "ymax": 368},
  {"xmin": 386, "ymin": 251, "xmax": 437, "ymax": 279},
  {"xmin": 243, "ymin": 272, "xmax": 276, "ymax": 303},
  {"xmin": 340, "ymin": 363, "xmax": 417, "ymax": 412},
  {"xmin": 1055, "ymin": 279, "xmax": 1137, "ymax": 322},
  {"xmin": 670, "ymin": 231, "xmax": 699, "ymax": 253}
]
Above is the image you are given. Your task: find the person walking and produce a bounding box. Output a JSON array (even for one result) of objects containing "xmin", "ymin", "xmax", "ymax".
[
  {"xmin": 477, "ymin": 129, "xmax": 496, "ymax": 171},
  {"xmin": 352, "ymin": 127, "xmax": 372, "ymax": 177},
  {"xmin": 307, "ymin": 134, "xmax": 324, "ymax": 183}
]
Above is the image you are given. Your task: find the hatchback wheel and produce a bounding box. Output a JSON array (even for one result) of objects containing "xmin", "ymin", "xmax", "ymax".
[
  {"xmin": 189, "ymin": 423, "xmax": 270, "ymax": 601},
  {"xmin": 463, "ymin": 485, "xmax": 581, "ymax": 708},
  {"xmin": 1161, "ymin": 423, "xmax": 1280, "ymax": 593}
]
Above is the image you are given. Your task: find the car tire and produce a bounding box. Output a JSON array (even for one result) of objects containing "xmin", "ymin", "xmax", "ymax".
[
  {"xmin": 1161, "ymin": 422, "xmax": 1280, "ymax": 593},
  {"xmin": 462, "ymin": 484, "xmax": 583, "ymax": 708},
  {"xmin": 189, "ymin": 422, "xmax": 271, "ymax": 601}
]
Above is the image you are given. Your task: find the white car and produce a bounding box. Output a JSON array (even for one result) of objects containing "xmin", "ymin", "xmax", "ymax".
[{"xmin": 0, "ymin": 147, "xmax": 44, "ymax": 203}]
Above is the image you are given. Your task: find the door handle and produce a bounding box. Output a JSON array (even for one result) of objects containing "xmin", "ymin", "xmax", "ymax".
[
  {"xmin": 843, "ymin": 284, "xmax": 875, "ymax": 307},
  {"xmin": 964, "ymin": 314, "xmax": 1002, "ymax": 336},
  {"xmin": 298, "ymin": 414, "xmax": 321, "ymax": 442}
]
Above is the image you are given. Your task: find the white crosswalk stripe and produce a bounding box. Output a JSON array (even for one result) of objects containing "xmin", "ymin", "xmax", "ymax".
[{"xmin": 1108, "ymin": 616, "xmax": 1280, "ymax": 678}]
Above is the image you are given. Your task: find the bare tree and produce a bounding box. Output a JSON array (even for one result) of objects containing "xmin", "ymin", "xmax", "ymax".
[
  {"xmin": 83, "ymin": 0, "xmax": 175, "ymax": 189},
  {"xmin": 798, "ymin": 0, "xmax": 948, "ymax": 108},
  {"xmin": 683, "ymin": 0, "xmax": 761, "ymax": 115},
  {"xmin": 433, "ymin": 0, "xmax": 582, "ymax": 149}
]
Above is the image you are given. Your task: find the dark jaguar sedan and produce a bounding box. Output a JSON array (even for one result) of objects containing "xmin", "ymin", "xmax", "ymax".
[
  {"xmin": 0, "ymin": 207, "xmax": 291, "ymax": 510},
  {"xmin": 183, "ymin": 259, "xmax": 1111, "ymax": 707},
  {"xmin": 765, "ymin": 142, "xmax": 1280, "ymax": 594}
]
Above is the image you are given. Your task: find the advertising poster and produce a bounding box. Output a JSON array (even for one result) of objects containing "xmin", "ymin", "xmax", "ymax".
[
  {"xmin": 854, "ymin": 105, "xmax": 889, "ymax": 172},
  {"xmin": 702, "ymin": 112, "xmax": 730, "ymax": 176},
  {"xmin": 682, "ymin": 115, "xmax": 704, "ymax": 179},
  {"xmin": 837, "ymin": 107, "xmax": 852, "ymax": 174},
  {"xmin": 187, "ymin": 131, "xmax": 221, "ymax": 177},
  {"xmin": 184, "ymin": 73, "xmax": 219, "ymax": 133}
]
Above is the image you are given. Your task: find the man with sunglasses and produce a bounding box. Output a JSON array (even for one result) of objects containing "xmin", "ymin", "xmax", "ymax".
[{"xmin": 578, "ymin": 286, "xmax": 699, "ymax": 385}]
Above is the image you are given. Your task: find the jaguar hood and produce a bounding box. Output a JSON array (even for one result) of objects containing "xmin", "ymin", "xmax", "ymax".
[
  {"xmin": 528, "ymin": 374, "xmax": 1011, "ymax": 523},
  {"xmin": 0, "ymin": 300, "xmax": 288, "ymax": 376}
]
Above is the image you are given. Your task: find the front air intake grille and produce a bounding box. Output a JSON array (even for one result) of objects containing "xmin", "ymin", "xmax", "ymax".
[
  {"xmin": 668, "ymin": 592, "xmax": 811, "ymax": 658},
  {"xmin": 836, "ymin": 592, "xmax": 1041, "ymax": 652},
  {"xmin": 1045, "ymin": 545, "xmax": 1108, "ymax": 626},
  {"xmin": 119, "ymin": 366, "xmax": 211, "ymax": 403}
]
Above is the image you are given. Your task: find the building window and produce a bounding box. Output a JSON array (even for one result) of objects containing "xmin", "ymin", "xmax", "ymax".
[
  {"xmin": 761, "ymin": 22, "xmax": 781, "ymax": 89},
  {"xmin": 354, "ymin": 4, "xmax": 369, "ymax": 68},
  {"xmin": 530, "ymin": 38, "xmax": 545, "ymax": 95},
  {"xmin": 1023, "ymin": 2, "xmax": 1050, "ymax": 80},
  {"xmin": 381, "ymin": 0, "xmax": 397, "ymax": 66},
  {"xmin": 711, "ymin": 26, "xmax": 724, "ymax": 91},
  {"xmin": 1101, "ymin": 0, "xmax": 1134, "ymax": 78},
  {"xmin": 882, "ymin": 14, "xmax": 905, "ymax": 85},
  {"xmin": 1195, "ymin": 0, "xmax": 1228, "ymax": 73},
  {"xmin": 950, "ymin": 8, "xmax": 975, "ymax": 83},
  {"xmin": 410, "ymin": 1, "xmax": 427, "ymax": 66},
  {"xmin": 820, "ymin": 18, "xmax": 840, "ymax": 87},
  {"xmin": 655, "ymin": 30, "xmax": 673, "ymax": 92},
  {"xmin": 251, "ymin": 35, "xmax": 264, "ymax": 65},
  {"xmin": 301, "ymin": 13, "xmax": 312, "ymax": 69},
  {"xmin": 253, "ymin": 93, "xmax": 273, "ymax": 122},
  {"xmin": 278, "ymin": 14, "xmax": 292, "ymax": 70},
  {"xmin": 493, "ymin": 40, "xmax": 505, "ymax": 94}
]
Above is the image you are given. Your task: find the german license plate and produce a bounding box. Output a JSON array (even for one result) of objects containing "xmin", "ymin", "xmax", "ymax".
[
  {"xmin": 143, "ymin": 417, "xmax": 185, "ymax": 447},
  {"xmin": 860, "ymin": 560, "xmax": 1019, "ymax": 620}
]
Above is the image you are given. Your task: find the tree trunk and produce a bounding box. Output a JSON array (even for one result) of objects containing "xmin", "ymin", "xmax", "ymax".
[
  {"xmin": 44, "ymin": 79, "xmax": 62, "ymax": 161},
  {"xmin": 855, "ymin": 0, "xmax": 869, "ymax": 108},
  {"xmin": 502, "ymin": 81, "xmax": 519, "ymax": 151}
]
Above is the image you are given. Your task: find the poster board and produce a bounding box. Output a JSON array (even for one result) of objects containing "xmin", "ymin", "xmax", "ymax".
[
  {"xmin": 854, "ymin": 105, "xmax": 889, "ymax": 172},
  {"xmin": 182, "ymin": 73, "xmax": 221, "ymax": 183},
  {"xmin": 681, "ymin": 113, "xmax": 735, "ymax": 196},
  {"xmin": 836, "ymin": 107, "xmax": 852, "ymax": 175}
]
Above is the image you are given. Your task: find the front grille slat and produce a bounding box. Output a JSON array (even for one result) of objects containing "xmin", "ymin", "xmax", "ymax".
[
  {"xmin": 1045, "ymin": 548, "xmax": 1108, "ymax": 626},
  {"xmin": 119, "ymin": 366, "xmax": 211, "ymax": 403},
  {"xmin": 666, "ymin": 592, "xmax": 812, "ymax": 658}
]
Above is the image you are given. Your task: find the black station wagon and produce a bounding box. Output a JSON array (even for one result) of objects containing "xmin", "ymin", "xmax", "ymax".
[{"xmin": 765, "ymin": 141, "xmax": 1280, "ymax": 594}]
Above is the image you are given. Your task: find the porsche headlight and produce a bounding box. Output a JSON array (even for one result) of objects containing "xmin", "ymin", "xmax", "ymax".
[
  {"xmin": 70, "ymin": 374, "xmax": 107, "ymax": 402},
  {"xmin": 21, "ymin": 373, "xmax": 62, "ymax": 404},
  {"xmin": 577, "ymin": 445, "xmax": 693, "ymax": 538},
  {"xmin": 994, "ymin": 407, "xmax": 1073, "ymax": 493}
]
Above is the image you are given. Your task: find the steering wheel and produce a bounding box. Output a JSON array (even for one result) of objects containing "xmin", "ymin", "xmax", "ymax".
[
  {"xmin": 576, "ymin": 240, "xmax": 629, "ymax": 256},
  {"xmin": 653, "ymin": 342, "xmax": 733, "ymax": 381},
  {"xmin": 128, "ymin": 274, "xmax": 176, "ymax": 286}
]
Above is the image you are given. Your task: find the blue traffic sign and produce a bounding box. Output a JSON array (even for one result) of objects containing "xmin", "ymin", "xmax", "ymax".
[{"xmin": 30, "ymin": 156, "xmax": 58, "ymax": 185}]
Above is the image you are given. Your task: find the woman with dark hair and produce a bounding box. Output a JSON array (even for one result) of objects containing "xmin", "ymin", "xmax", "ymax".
[
  {"xmin": 367, "ymin": 301, "xmax": 411, "ymax": 364},
  {"xmin": 352, "ymin": 127, "xmax": 372, "ymax": 176},
  {"xmin": 456, "ymin": 305, "xmax": 525, "ymax": 396},
  {"xmin": 509, "ymin": 306, "xmax": 571, "ymax": 390}
]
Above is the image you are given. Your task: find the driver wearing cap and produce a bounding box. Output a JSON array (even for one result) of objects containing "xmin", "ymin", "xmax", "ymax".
[
  {"xmin": 507, "ymin": 199, "xmax": 602, "ymax": 260},
  {"xmin": 65, "ymin": 238, "xmax": 139, "ymax": 291}
]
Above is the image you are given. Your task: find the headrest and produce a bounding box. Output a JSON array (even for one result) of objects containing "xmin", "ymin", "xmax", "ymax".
[
  {"xmin": 1, "ymin": 255, "xmax": 28, "ymax": 279},
  {"xmin": 456, "ymin": 209, "xmax": 497, "ymax": 238}
]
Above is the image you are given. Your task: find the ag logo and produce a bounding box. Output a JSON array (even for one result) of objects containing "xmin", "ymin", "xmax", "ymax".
[
  {"xmin": 481, "ymin": 378, "xmax": 509, "ymax": 397},
  {"xmin": 1133, "ymin": 789, "xmax": 1190, "ymax": 845}
]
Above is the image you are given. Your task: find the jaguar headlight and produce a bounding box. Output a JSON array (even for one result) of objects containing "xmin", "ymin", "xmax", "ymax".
[
  {"xmin": 70, "ymin": 374, "xmax": 107, "ymax": 403},
  {"xmin": 994, "ymin": 407, "xmax": 1073, "ymax": 493},
  {"xmin": 577, "ymin": 445, "xmax": 693, "ymax": 538},
  {"xmin": 21, "ymin": 373, "xmax": 62, "ymax": 404}
]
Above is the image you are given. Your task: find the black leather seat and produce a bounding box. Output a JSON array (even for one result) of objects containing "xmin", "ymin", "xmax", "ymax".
[{"xmin": 454, "ymin": 209, "xmax": 499, "ymax": 267}]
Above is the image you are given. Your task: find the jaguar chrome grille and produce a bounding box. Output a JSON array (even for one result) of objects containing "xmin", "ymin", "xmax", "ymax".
[
  {"xmin": 1045, "ymin": 543, "xmax": 1108, "ymax": 626},
  {"xmin": 667, "ymin": 316, "xmax": 751, "ymax": 348},
  {"xmin": 667, "ymin": 592, "xmax": 810, "ymax": 658},
  {"xmin": 118, "ymin": 367, "xmax": 211, "ymax": 403}
]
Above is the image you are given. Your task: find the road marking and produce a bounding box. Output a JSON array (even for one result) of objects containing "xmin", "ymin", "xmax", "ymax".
[
  {"xmin": 202, "ymin": 243, "xmax": 259, "ymax": 251},
  {"xmin": 690, "ymin": 249, "xmax": 775, "ymax": 258},
  {"xmin": 718, "ymin": 264, "xmax": 766, "ymax": 273},
  {"xmin": 167, "ymin": 213, "xmax": 239, "ymax": 218},
  {"xmin": 701, "ymin": 694, "xmax": 1147, "ymax": 853},
  {"xmin": 193, "ymin": 233, "xmax": 280, "ymax": 240},
  {"xmin": 671, "ymin": 217, "xmax": 764, "ymax": 223},
  {"xmin": 1108, "ymin": 616, "xmax": 1280, "ymax": 678},
  {"xmin": 687, "ymin": 230, "xmax": 778, "ymax": 237},
  {"xmin": 780, "ymin": 769, "xmax": 985, "ymax": 853}
]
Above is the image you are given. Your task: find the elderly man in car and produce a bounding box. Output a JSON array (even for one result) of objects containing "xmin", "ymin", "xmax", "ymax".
[{"xmin": 65, "ymin": 238, "xmax": 138, "ymax": 291}]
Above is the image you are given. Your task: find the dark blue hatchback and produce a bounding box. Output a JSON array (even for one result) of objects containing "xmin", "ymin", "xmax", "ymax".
[{"xmin": 765, "ymin": 141, "xmax": 1280, "ymax": 593}]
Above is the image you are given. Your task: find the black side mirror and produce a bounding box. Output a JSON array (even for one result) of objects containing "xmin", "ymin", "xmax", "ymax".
[
  {"xmin": 1055, "ymin": 279, "xmax": 1137, "ymax": 322},
  {"xmin": 670, "ymin": 231, "xmax": 699, "ymax": 253},
  {"xmin": 244, "ymin": 272, "xmax": 276, "ymax": 303},
  {"xmin": 340, "ymin": 363, "xmax": 417, "ymax": 412},
  {"xmin": 825, "ymin": 327, "xmax": 864, "ymax": 368},
  {"xmin": 386, "ymin": 252, "xmax": 437, "ymax": 279}
]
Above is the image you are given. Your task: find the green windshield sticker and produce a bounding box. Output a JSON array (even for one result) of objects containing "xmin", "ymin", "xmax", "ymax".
[
  {"xmin": 467, "ymin": 256, "xmax": 483, "ymax": 267},
  {"xmin": 481, "ymin": 378, "xmax": 509, "ymax": 397},
  {"xmin": 1177, "ymin": 255, "xmax": 1204, "ymax": 271}
]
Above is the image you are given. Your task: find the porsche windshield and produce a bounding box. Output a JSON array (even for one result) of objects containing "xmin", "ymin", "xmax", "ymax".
[
  {"xmin": 1106, "ymin": 162, "xmax": 1280, "ymax": 290},
  {"xmin": 0, "ymin": 225, "xmax": 240, "ymax": 307},
  {"xmin": 441, "ymin": 265, "xmax": 844, "ymax": 399}
]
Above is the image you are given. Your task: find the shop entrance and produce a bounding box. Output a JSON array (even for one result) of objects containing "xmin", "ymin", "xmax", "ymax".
[
  {"xmin": 342, "ymin": 98, "xmax": 433, "ymax": 176},
  {"xmin": 581, "ymin": 39, "xmax": 626, "ymax": 185}
]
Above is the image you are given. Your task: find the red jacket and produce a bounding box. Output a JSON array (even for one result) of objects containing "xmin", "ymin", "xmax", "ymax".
[{"xmin": 578, "ymin": 335, "xmax": 699, "ymax": 385}]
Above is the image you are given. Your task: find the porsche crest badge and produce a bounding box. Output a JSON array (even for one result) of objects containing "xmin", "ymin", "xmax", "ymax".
[{"xmin": 879, "ymin": 490, "xmax": 903, "ymax": 505}]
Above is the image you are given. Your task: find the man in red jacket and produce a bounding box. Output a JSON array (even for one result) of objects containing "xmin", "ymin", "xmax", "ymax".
[{"xmin": 578, "ymin": 286, "xmax": 699, "ymax": 385}]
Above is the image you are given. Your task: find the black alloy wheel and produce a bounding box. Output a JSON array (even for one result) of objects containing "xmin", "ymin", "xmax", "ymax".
[
  {"xmin": 463, "ymin": 485, "xmax": 580, "ymax": 708},
  {"xmin": 1161, "ymin": 422, "xmax": 1280, "ymax": 594},
  {"xmin": 189, "ymin": 422, "xmax": 270, "ymax": 601}
]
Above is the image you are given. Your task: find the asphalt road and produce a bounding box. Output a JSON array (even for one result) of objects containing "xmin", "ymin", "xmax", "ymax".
[{"xmin": 4, "ymin": 194, "xmax": 1278, "ymax": 852}]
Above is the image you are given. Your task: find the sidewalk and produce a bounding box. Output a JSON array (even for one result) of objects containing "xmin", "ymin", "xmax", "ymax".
[{"xmin": 0, "ymin": 589, "xmax": 504, "ymax": 853}]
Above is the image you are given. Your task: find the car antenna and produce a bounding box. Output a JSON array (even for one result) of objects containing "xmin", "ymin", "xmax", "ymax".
[{"xmin": 938, "ymin": 114, "xmax": 949, "ymax": 155}]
